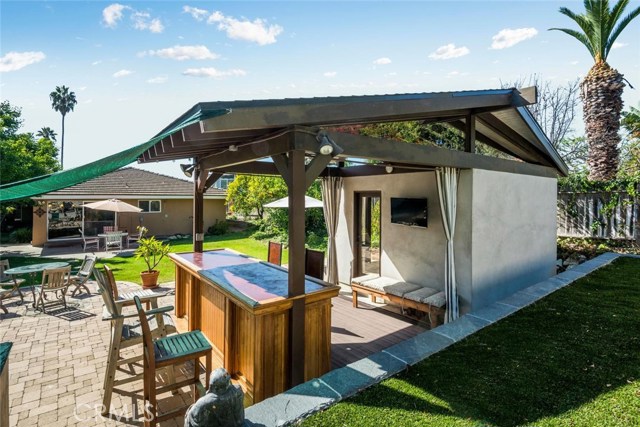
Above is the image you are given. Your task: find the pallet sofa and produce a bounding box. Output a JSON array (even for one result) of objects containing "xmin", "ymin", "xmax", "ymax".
[{"xmin": 351, "ymin": 274, "xmax": 446, "ymax": 329}]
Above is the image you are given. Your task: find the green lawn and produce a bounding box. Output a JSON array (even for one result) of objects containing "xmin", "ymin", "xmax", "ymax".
[
  {"xmin": 303, "ymin": 257, "xmax": 640, "ymax": 427},
  {"xmin": 99, "ymin": 230, "xmax": 290, "ymax": 284},
  {"xmin": 1, "ymin": 256, "xmax": 82, "ymax": 285}
]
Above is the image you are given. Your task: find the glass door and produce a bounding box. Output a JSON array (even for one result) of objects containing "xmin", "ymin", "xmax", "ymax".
[{"xmin": 354, "ymin": 192, "xmax": 381, "ymax": 276}]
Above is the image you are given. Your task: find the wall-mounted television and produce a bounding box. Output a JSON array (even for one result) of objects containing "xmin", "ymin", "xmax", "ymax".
[{"xmin": 390, "ymin": 197, "xmax": 428, "ymax": 228}]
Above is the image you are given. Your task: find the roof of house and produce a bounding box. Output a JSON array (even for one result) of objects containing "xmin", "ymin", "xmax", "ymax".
[{"xmin": 34, "ymin": 167, "xmax": 226, "ymax": 200}]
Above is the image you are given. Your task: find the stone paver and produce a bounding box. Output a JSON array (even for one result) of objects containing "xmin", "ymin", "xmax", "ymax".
[{"xmin": 0, "ymin": 279, "xmax": 201, "ymax": 426}]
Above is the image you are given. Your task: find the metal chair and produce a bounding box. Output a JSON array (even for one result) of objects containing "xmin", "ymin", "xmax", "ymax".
[
  {"xmin": 94, "ymin": 266, "xmax": 177, "ymax": 416},
  {"xmin": 68, "ymin": 255, "xmax": 97, "ymax": 297},
  {"xmin": 34, "ymin": 266, "xmax": 71, "ymax": 313},
  {"xmin": 133, "ymin": 295, "xmax": 212, "ymax": 427},
  {"xmin": 305, "ymin": 248, "xmax": 325, "ymax": 280},
  {"xmin": 105, "ymin": 232, "xmax": 123, "ymax": 252},
  {"xmin": 79, "ymin": 229, "xmax": 100, "ymax": 252},
  {"xmin": 267, "ymin": 241, "xmax": 283, "ymax": 265}
]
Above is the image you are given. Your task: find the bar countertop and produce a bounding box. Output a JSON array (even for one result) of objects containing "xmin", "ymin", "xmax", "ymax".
[{"xmin": 170, "ymin": 250, "xmax": 331, "ymax": 308}]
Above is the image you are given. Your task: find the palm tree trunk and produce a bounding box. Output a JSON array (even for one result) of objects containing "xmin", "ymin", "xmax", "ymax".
[
  {"xmin": 60, "ymin": 114, "xmax": 65, "ymax": 169},
  {"xmin": 582, "ymin": 62, "xmax": 625, "ymax": 181}
]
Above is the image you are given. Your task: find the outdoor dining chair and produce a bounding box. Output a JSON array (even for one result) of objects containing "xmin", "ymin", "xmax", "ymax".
[
  {"xmin": 78, "ymin": 229, "xmax": 100, "ymax": 252},
  {"xmin": 94, "ymin": 266, "xmax": 177, "ymax": 416},
  {"xmin": 305, "ymin": 248, "xmax": 325, "ymax": 280},
  {"xmin": 68, "ymin": 254, "xmax": 97, "ymax": 297},
  {"xmin": 104, "ymin": 232, "xmax": 123, "ymax": 252},
  {"xmin": 0, "ymin": 259, "xmax": 25, "ymax": 314},
  {"xmin": 133, "ymin": 295, "xmax": 212, "ymax": 427},
  {"xmin": 268, "ymin": 241, "xmax": 283, "ymax": 265},
  {"xmin": 34, "ymin": 266, "xmax": 71, "ymax": 313}
]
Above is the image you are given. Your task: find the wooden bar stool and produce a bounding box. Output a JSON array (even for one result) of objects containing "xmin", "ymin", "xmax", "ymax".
[{"xmin": 133, "ymin": 296, "xmax": 212, "ymax": 427}]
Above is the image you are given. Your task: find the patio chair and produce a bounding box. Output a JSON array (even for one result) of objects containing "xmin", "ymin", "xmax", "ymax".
[
  {"xmin": 133, "ymin": 295, "xmax": 212, "ymax": 427},
  {"xmin": 104, "ymin": 232, "xmax": 123, "ymax": 252},
  {"xmin": 79, "ymin": 229, "xmax": 100, "ymax": 252},
  {"xmin": 0, "ymin": 259, "xmax": 25, "ymax": 314},
  {"xmin": 305, "ymin": 248, "xmax": 325, "ymax": 280},
  {"xmin": 68, "ymin": 254, "xmax": 97, "ymax": 297},
  {"xmin": 34, "ymin": 266, "xmax": 71, "ymax": 313},
  {"xmin": 127, "ymin": 231, "xmax": 141, "ymax": 248},
  {"xmin": 268, "ymin": 241, "xmax": 283, "ymax": 265},
  {"xmin": 94, "ymin": 266, "xmax": 177, "ymax": 416},
  {"xmin": 104, "ymin": 225, "xmax": 117, "ymax": 232}
]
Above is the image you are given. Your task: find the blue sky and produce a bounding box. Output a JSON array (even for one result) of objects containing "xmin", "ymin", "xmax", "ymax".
[{"xmin": 2, "ymin": 1, "xmax": 639, "ymax": 178}]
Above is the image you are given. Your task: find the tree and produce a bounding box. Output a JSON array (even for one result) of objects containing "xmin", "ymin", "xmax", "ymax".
[
  {"xmin": 36, "ymin": 127, "xmax": 57, "ymax": 142},
  {"xmin": 550, "ymin": 0, "xmax": 640, "ymax": 181},
  {"xmin": 501, "ymin": 75, "xmax": 580, "ymax": 147},
  {"xmin": 619, "ymin": 106, "xmax": 640, "ymax": 177},
  {"xmin": 226, "ymin": 175, "xmax": 288, "ymax": 219},
  {"xmin": 49, "ymin": 85, "xmax": 77, "ymax": 169}
]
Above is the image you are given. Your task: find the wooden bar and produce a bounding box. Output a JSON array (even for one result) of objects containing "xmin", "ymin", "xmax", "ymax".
[
  {"xmin": 169, "ymin": 250, "xmax": 339, "ymax": 405},
  {"xmin": 0, "ymin": 342, "xmax": 12, "ymax": 427}
]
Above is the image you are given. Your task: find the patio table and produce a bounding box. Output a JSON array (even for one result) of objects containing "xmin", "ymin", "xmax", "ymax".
[
  {"xmin": 97, "ymin": 232, "xmax": 129, "ymax": 249},
  {"xmin": 4, "ymin": 262, "xmax": 70, "ymax": 308}
]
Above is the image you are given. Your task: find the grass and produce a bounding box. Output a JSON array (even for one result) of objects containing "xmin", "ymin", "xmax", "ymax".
[
  {"xmin": 303, "ymin": 257, "xmax": 640, "ymax": 427},
  {"xmin": 1, "ymin": 256, "xmax": 82, "ymax": 285},
  {"xmin": 98, "ymin": 230, "xmax": 290, "ymax": 284}
]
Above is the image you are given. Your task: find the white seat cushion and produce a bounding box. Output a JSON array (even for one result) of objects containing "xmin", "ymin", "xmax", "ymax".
[
  {"xmin": 404, "ymin": 288, "xmax": 446, "ymax": 308},
  {"xmin": 361, "ymin": 277, "xmax": 422, "ymax": 297},
  {"xmin": 351, "ymin": 274, "xmax": 378, "ymax": 284}
]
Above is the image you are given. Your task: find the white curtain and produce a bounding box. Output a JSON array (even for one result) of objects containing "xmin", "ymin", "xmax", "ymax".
[
  {"xmin": 436, "ymin": 167, "xmax": 459, "ymax": 322},
  {"xmin": 321, "ymin": 176, "xmax": 343, "ymax": 285}
]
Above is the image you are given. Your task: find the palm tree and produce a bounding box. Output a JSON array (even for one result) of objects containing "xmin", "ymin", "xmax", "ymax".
[
  {"xmin": 550, "ymin": 0, "xmax": 640, "ymax": 181},
  {"xmin": 36, "ymin": 126, "xmax": 57, "ymax": 142},
  {"xmin": 49, "ymin": 85, "xmax": 77, "ymax": 169}
]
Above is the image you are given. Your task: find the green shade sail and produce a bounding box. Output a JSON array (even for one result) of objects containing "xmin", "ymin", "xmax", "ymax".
[{"xmin": 0, "ymin": 108, "xmax": 229, "ymax": 202}]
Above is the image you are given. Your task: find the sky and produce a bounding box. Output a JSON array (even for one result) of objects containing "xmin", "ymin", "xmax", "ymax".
[{"xmin": 1, "ymin": 0, "xmax": 639, "ymax": 179}]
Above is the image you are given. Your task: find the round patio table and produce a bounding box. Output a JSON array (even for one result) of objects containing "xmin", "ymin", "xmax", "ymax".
[{"xmin": 4, "ymin": 262, "xmax": 70, "ymax": 308}]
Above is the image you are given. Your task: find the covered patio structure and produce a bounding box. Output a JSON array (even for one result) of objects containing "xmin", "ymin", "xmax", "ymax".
[{"xmin": 137, "ymin": 87, "xmax": 568, "ymax": 396}]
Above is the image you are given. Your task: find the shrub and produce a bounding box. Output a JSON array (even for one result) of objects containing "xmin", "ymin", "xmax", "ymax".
[
  {"xmin": 9, "ymin": 227, "xmax": 31, "ymax": 243},
  {"xmin": 207, "ymin": 220, "xmax": 229, "ymax": 236}
]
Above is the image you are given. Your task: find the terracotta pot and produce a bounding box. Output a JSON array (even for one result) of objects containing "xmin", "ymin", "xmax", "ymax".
[{"xmin": 140, "ymin": 270, "xmax": 160, "ymax": 288}]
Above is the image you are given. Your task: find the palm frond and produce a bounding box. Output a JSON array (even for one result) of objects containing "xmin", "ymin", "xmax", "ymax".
[
  {"xmin": 605, "ymin": 4, "xmax": 640, "ymax": 59},
  {"xmin": 549, "ymin": 27, "xmax": 596, "ymax": 59}
]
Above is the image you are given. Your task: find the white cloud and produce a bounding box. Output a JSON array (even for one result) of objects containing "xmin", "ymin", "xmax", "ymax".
[
  {"xmin": 102, "ymin": 4, "xmax": 129, "ymax": 28},
  {"xmin": 570, "ymin": 60, "xmax": 579, "ymax": 65},
  {"xmin": 182, "ymin": 67, "xmax": 246, "ymax": 78},
  {"xmin": 429, "ymin": 44, "xmax": 470, "ymax": 60},
  {"xmin": 373, "ymin": 57, "xmax": 391, "ymax": 65},
  {"xmin": 113, "ymin": 69, "xmax": 133, "ymax": 78},
  {"xmin": 323, "ymin": 71, "xmax": 337, "ymax": 78},
  {"xmin": 207, "ymin": 11, "xmax": 283, "ymax": 45},
  {"xmin": 0, "ymin": 51, "xmax": 46, "ymax": 72},
  {"xmin": 446, "ymin": 70, "xmax": 469, "ymax": 78},
  {"xmin": 612, "ymin": 42, "xmax": 627, "ymax": 49},
  {"xmin": 132, "ymin": 12, "xmax": 164, "ymax": 33},
  {"xmin": 490, "ymin": 28, "xmax": 538, "ymax": 49},
  {"xmin": 91, "ymin": 60, "xmax": 102, "ymax": 66},
  {"xmin": 183, "ymin": 5, "xmax": 208, "ymax": 21},
  {"xmin": 147, "ymin": 75, "xmax": 168, "ymax": 84},
  {"xmin": 142, "ymin": 45, "xmax": 219, "ymax": 61},
  {"xmin": 78, "ymin": 86, "xmax": 87, "ymax": 91}
]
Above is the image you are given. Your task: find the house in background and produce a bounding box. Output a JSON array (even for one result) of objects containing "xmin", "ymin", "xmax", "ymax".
[{"xmin": 31, "ymin": 168, "xmax": 226, "ymax": 246}]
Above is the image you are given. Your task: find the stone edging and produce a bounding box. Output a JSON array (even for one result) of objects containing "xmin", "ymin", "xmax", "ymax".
[{"xmin": 243, "ymin": 252, "xmax": 624, "ymax": 427}]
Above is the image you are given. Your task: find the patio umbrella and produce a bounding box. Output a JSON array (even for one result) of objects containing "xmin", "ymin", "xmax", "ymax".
[
  {"xmin": 83, "ymin": 199, "xmax": 142, "ymax": 227},
  {"xmin": 263, "ymin": 195, "xmax": 324, "ymax": 209}
]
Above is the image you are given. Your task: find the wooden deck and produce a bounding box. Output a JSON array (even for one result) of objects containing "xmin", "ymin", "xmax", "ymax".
[{"xmin": 330, "ymin": 295, "xmax": 427, "ymax": 369}]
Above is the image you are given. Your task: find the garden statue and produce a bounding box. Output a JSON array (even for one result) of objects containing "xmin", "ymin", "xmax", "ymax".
[{"xmin": 184, "ymin": 368, "xmax": 244, "ymax": 427}]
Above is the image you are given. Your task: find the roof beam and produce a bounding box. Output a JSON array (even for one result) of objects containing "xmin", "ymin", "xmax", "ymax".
[{"xmin": 199, "ymin": 132, "xmax": 293, "ymax": 170}]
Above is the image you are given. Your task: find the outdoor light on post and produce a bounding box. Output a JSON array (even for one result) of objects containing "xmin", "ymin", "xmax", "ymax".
[
  {"xmin": 385, "ymin": 165, "xmax": 394, "ymax": 174},
  {"xmin": 180, "ymin": 163, "xmax": 196, "ymax": 178},
  {"xmin": 316, "ymin": 132, "xmax": 343, "ymax": 156}
]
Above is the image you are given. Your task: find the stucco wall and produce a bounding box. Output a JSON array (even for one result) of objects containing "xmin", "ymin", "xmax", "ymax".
[
  {"xmin": 32, "ymin": 198, "xmax": 226, "ymax": 245},
  {"xmin": 465, "ymin": 169, "xmax": 557, "ymax": 311},
  {"xmin": 335, "ymin": 171, "xmax": 446, "ymax": 287},
  {"xmin": 31, "ymin": 204, "xmax": 48, "ymax": 246}
]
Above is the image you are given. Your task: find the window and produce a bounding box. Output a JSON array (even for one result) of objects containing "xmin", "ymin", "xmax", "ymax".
[
  {"xmin": 138, "ymin": 200, "xmax": 161, "ymax": 213},
  {"xmin": 212, "ymin": 174, "xmax": 235, "ymax": 190}
]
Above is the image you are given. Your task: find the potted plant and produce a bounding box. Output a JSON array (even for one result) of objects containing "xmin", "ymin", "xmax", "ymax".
[{"xmin": 134, "ymin": 226, "xmax": 171, "ymax": 288}]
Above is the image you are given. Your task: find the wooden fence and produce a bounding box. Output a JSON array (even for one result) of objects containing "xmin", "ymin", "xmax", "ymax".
[{"xmin": 557, "ymin": 190, "xmax": 639, "ymax": 240}]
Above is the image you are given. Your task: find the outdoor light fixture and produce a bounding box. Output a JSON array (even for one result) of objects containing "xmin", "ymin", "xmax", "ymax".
[
  {"xmin": 385, "ymin": 165, "xmax": 394, "ymax": 174},
  {"xmin": 180, "ymin": 163, "xmax": 195, "ymax": 178},
  {"xmin": 318, "ymin": 136, "xmax": 334, "ymax": 155},
  {"xmin": 229, "ymin": 144, "xmax": 238, "ymax": 152}
]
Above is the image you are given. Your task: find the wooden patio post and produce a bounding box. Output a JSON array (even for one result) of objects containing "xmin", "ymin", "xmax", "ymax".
[
  {"xmin": 193, "ymin": 166, "xmax": 204, "ymax": 253},
  {"xmin": 288, "ymin": 149, "xmax": 307, "ymax": 387}
]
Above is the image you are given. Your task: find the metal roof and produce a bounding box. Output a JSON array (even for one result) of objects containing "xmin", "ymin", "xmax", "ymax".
[{"xmin": 139, "ymin": 88, "xmax": 568, "ymax": 176}]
